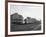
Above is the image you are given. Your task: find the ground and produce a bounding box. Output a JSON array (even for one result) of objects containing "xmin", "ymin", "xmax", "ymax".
[{"xmin": 11, "ymin": 23, "xmax": 41, "ymax": 32}]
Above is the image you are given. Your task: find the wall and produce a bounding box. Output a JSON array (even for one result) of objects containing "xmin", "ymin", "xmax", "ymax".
[{"xmin": 0, "ymin": 0, "xmax": 46, "ymax": 37}]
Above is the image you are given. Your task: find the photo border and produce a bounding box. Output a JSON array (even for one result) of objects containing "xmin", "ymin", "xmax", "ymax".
[{"xmin": 5, "ymin": 0, "xmax": 45, "ymax": 37}]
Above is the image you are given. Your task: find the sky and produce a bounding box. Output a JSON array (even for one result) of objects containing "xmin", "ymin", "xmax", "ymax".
[{"xmin": 9, "ymin": 3, "xmax": 43, "ymax": 20}]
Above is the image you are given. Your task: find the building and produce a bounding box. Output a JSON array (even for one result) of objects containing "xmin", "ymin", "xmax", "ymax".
[
  {"xmin": 11, "ymin": 13, "xmax": 24, "ymax": 24},
  {"xmin": 24, "ymin": 17, "xmax": 38, "ymax": 24}
]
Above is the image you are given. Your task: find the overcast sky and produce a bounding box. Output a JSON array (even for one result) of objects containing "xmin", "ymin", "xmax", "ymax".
[{"xmin": 9, "ymin": 3, "xmax": 43, "ymax": 20}]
